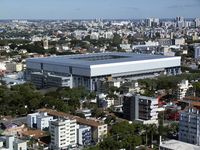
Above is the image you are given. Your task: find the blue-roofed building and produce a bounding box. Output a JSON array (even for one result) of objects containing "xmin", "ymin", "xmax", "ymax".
[{"xmin": 25, "ymin": 52, "xmax": 181, "ymax": 91}]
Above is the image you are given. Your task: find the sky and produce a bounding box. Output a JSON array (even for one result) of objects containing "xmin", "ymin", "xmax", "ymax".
[{"xmin": 1, "ymin": 0, "xmax": 200, "ymax": 19}]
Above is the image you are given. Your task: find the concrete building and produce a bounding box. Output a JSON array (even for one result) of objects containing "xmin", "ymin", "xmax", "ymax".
[
  {"xmin": 30, "ymin": 72, "xmax": 72, "ymax": 89},
  {"xmin": 36, "ymin": 113, "xmax": 54, "ymax": 130},
  {"xmin": 159, "ymin": 139, "xmax": 200, "ymax": 150},
  {"xmin": 27, "ymin": 112, "xmax": 38, "ymax": 128},
  {"xmin": 179, "ymin": 107, "xmax": 200, "ymax": 145},
  {"xmin": 77, "ymin": 125, "xmax": 92, "ymax": 146},
  {"xmin": 13, "ymin": 139, "xmax": 27, "ymax": 150},
  {"xmin": 49, "ymin": 118, "xmax": 77, "ymax": 150},
  {"xmin": 26, "ymin": 52, "xmax": 181, "ymax": 91},
  {"xmin": 123, "ymin": 94, "xmax": 158, "ymax": 124},
  {"xmin": 6, "ymin": 62, "xmax": 23, "ymax": 72},
  {"xmin": 27, "ymin": 112, "xmax": 53, "ymax": 130},
  {"xmin": 0, "ymin": 136, "xmax": 27, "ymax": 150}
]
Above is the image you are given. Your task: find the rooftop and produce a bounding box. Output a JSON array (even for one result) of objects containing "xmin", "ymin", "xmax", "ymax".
[
  {"xmin": 37, "ymin": 108, "xmax": 105, "ymax": 127},
  {"xmin": 27, "ymin": 52, "xmax": 179, "ymax": 67},
  {"xmin": 160, "ymin": 139, "xmax": 200, "ymax": 150},
  {"xmin": 21, "ymin": 129, "xmax": 48, "ymax": 139}
]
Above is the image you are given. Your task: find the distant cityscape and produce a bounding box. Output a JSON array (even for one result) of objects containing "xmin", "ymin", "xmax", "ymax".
[{"xmin": 0, "ymin": 16, "xmax": 200, "ymax": 150}]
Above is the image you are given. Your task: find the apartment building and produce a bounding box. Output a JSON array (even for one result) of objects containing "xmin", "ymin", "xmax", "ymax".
[
  {"xmin": 179, "ymin": 107, "xmax": 200, "ymax": 145},
  {"xmin": 123, "ymin": 94, "xmax": 158, "ymax": 124},
  {"xmin": 49, "ymin": 118, "xmax": 77, "ymax": 150},
  {"xmin": 77, "ymin": 125, "xmax": 92, "ymax": 146},
  {"xmin": 176, "ymin": 80, "xmax": 192, "ymax": 100},
  {"xmin": 38, "ymin": 108, "xmax": 107, "ymax": 143}
]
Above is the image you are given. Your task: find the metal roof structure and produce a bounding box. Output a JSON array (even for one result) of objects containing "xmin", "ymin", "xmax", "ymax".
[{"xmin": 27, "ymin": 52, "xmax": 178, "ymax": 68}]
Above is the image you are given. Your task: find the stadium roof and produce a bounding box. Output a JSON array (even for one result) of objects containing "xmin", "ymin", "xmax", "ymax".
[
  {"xmin": 27, "ymin": 52, "xmax": 179, "ymax": 67},
  {"xmin": 160, "ymin": 139, "xmax": 200, "ymax": 150}
]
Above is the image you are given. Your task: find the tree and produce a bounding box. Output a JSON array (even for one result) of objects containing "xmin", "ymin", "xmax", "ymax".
[
  {"xmin": 99, "ymin": 122, "xmax": 142, "ymax": 149},
  {"xmin": 112, "ymin": 33, "xmax": 122, "ymax": 47}
]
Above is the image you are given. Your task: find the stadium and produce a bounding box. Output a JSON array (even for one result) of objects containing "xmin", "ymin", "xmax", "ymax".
[{"xmin": 26, "ymin": 52, "xmax": 181, "ymax": 91}]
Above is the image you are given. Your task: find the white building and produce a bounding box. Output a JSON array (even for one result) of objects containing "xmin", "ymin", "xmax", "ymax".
[
  {"xmin": 27, "ymin": 112, "xmax": 38, "ymax": 128},
  {"xmin": 176, "ymin": 80, "xmax": 192, "ymax": 100},
  {"xmin": 36, "ymin": 112, "xmax": 54, "ymax": 130},
  {"xmin": 27, "ymin": 112, "xmax": 53, "ymax": 130},
  {"xmin": 195, "ymin": 46, "xmax": 200, "ymax": 59},
  {"xmin": 160, "ymin": 139, "xmax": 200, "ymax": 150},
  {"xmin": 49, "ymin": 118, "xmax": 77, "ymax": 150},
  {"xmin": 179, "ymin": 107, "xmax": 200, "ymax": 145}
]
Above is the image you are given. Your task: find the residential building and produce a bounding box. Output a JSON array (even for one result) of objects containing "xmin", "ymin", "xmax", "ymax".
[
  {"xmin": 38, "ymin": 108, "xmax": 107, "ymax": 143},
  {"xmin": 176, "ymin": 80, "xmax": 192, "ymax": 100},
  {"xmin": 179, "ymin": 107, "xmax": 200, "ymax": 145},
  {"xmin": 49, "ymin": 118, "xmax": 77, "ymax": 150},
  {"xmin": 123, "ymin": 94, "xmax": 158, "ymax": 124},
  {"xmin": 27, "ymin": 112, "xmax": 54, "ymax": 130},
  {"xmin": 77, "ymin": 125, "xmax": 92, "ymax": 146}
]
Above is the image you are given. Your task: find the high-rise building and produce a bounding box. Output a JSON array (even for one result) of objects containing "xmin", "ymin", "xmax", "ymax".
[
  {"xmin": 146, "ymin": 18, "xmax": 159, "ymax": 27},
  {"xmin": 176, "ymin": 80, "xmax": 192, "ymax": 100},
  {"xmin": 195, "ymin": 18, "xmax": 200, "ymax": 27},
  {"xmin": 49, "ymin": 118, "xmax": 77, "ymax": 150},
  {"xmin": 122, "ymin": 94, "xmax": 158, "ymax": 124},
  {"xmin": 195, "ymin": 46, "xmax": 200, "ymax": 59},
  {"xmin": 179, "ymin": 107, "xmax": 200, "ymax": 145},
  {"xmin": 176, "ymin": 16, "xmax": 185, "ymax": 28}
]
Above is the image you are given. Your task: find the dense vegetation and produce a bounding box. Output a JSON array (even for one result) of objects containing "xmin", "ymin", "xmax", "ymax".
[
  {"xmin": 87, "ymin": 121, "xmax": 178, "ymax": 150},
  {"xmin": 0, "ymin": 83, "xmax": 91, "ymax": 116},
  {"xmin": 138, "ymin": 73, "xmax": 200, "ymax": 96}
]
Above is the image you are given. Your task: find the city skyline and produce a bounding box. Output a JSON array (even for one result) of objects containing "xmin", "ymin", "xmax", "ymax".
[{"xmin": 1, "ymin": 0, "xmax": 200, "ymax": 19}]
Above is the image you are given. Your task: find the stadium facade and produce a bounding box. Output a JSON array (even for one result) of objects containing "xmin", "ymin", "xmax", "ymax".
[{"xmin": 26, "ymin": 52, "xmax": 181, "ymax": 91}]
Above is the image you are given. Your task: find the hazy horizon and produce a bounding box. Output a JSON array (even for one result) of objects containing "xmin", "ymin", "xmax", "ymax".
[{"xmin": 1, "ymin": 0, "xmax": 200, "ymax": 19}]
